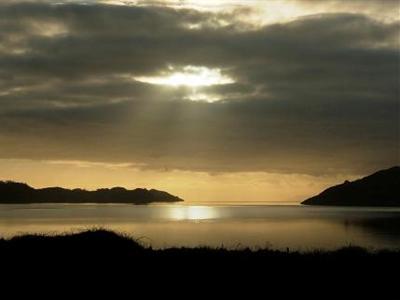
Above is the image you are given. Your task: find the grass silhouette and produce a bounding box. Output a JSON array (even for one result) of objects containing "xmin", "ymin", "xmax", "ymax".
[
  {"xmin": 1, "ymin": 229, "xmax": 399, "ymax": 263},
  {"xmin": 1, "ymin": 229, "xmax": 399, "ymax": 292}
]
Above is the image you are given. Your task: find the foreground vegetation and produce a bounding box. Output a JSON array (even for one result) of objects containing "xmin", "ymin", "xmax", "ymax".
[
  {"xmin": 1, "ymin": 229, "xmax": 399, "ymax": 263},
  {"xmin": 1, "ymin": 229, "xmax": 399, "ymax": 291}
]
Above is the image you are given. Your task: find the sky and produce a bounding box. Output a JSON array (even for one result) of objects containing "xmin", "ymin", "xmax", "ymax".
[{"xmin": 0, "ymin": 0, "xmax": 399, "ymax": 203}]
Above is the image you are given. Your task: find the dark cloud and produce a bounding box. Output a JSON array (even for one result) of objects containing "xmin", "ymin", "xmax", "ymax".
[{"xmin": 0, "ymin": 2, "xmax": 398, "ymax": 175}]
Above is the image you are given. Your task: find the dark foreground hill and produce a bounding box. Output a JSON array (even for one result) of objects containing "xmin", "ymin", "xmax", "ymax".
[
  {"xmin": 1, "ymin": 229, "xmax": 399, "ymax": 266},
  {"xmin": 0, "ymin": 230, "xmax": 398, "ymax": 295},
  {"xmin": 302, "ymin": 166, "xmax": 400, "ymax": 206},
  {"xmin": 1, "ymin": 230, "xmax": 399, "ymax": 274},
  {"xmin": 0, "ymin": 181, "xmax": 183, "ymax": 204}
]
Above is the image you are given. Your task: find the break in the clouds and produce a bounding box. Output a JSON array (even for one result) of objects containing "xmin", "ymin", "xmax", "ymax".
[{"xmin": 0, "ymin": 0, "xmax": 399, "ymax": 177}]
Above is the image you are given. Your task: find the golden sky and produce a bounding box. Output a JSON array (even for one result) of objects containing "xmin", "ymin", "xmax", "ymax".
[{"xmin": 0, "ymin": 159, "xmax": 357, "ymax": 203}]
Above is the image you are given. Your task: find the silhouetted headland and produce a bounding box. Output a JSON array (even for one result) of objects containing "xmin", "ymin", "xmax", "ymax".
[
  {"xmin": 0, "ymin": 181, "xmax": 183, "ymax": 204},
  {"xmin": 302, "ymin": 166, "xmax": 400, "ymax": 206}
]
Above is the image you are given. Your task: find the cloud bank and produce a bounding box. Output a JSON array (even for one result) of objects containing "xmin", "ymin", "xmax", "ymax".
[{"xmin": 0, "ymin": 1, "xmax": 399, "ymax": 176}]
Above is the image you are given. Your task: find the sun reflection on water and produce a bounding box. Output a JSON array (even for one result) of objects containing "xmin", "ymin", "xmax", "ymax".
[{"xmin": 168, "ymin": 206, "xmax": 218, "ymax": 221}]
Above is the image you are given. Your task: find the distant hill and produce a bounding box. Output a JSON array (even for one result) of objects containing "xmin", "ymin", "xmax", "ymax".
[
  {"xmin": 0, "ymin": 181, "xmax": 183, "ymax": 204},
  {"xmin": 302, "ymin": 166, "xmax": 400, "ymax": 207}
]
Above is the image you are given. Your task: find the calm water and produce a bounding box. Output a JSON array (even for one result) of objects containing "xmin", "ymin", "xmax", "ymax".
[{"xmin": 0, "ymin": 204, "xmax": 399, "ymax": 250}]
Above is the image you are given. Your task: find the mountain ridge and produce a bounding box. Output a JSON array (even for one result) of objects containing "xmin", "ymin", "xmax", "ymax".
[
  {"xmin": 301, "ymin": 166, "xmax": 400, "ymax": 206},
  {"xmin": 0, "ymin": 181, "xmax": 183, "ymax": 204}
]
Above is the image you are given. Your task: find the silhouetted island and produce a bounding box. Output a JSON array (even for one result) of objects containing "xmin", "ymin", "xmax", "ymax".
[
  {"xmin": 0, "ymin": 181, "xmax": 183, "ymax": 204},
  {"xmin": 302, "ymin": 166, "xmax": 400, "ymax": 206}
]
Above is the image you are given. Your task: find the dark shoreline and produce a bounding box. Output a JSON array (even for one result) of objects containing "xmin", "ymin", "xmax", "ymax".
[
  {"xmin": 2, "ymin": 229, "xmax": 399, "ymax": 291},
  {"xmin": 2, "ymin": 229, "xmax": 399, "ymax": 257}
]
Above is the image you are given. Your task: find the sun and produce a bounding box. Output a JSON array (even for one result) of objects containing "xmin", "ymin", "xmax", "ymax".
[{"xmin": 135, "ymin": 66, "xmax": 234, "ymax": 87}]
